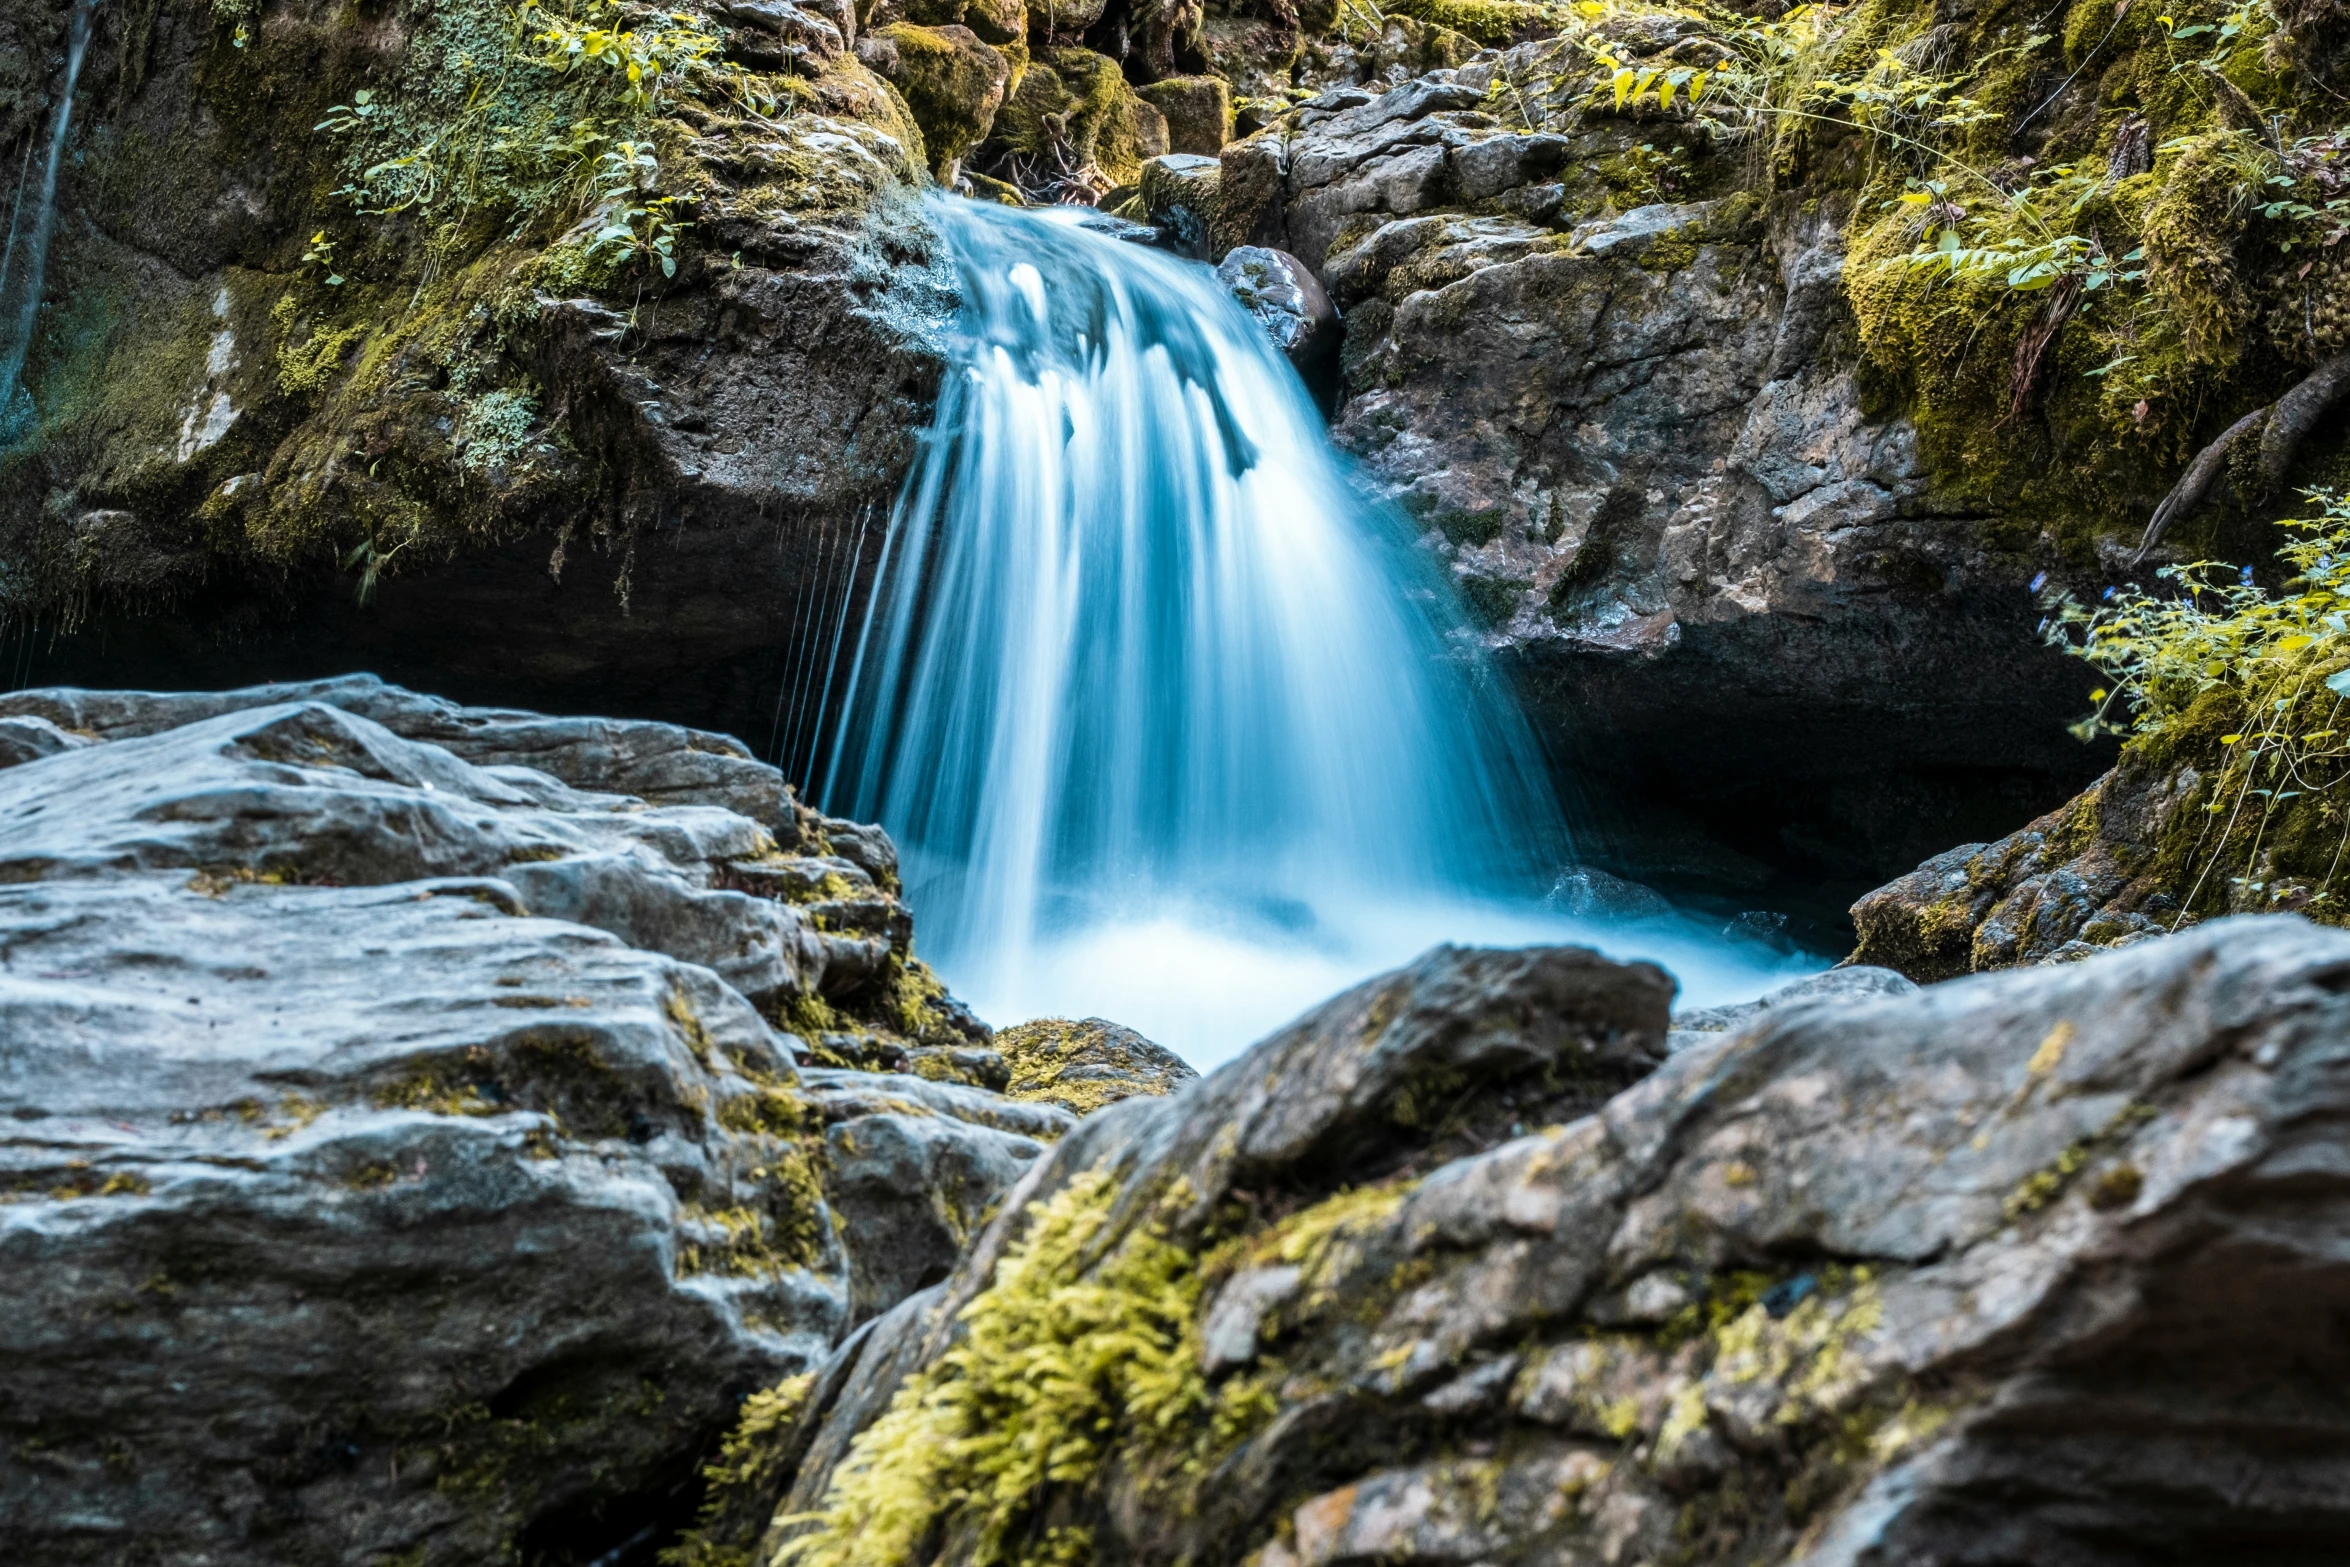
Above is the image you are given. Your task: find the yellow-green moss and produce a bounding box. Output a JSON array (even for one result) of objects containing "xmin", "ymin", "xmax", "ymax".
[{"xmin": 783, "ymin": 1169, "xmax": 1210, "ymax": 1567}]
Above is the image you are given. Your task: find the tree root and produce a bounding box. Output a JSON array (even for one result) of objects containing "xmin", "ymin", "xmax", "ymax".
[{"xmin": 2132, "ymin": 350, "xmax": 2350, "ymax": 564}]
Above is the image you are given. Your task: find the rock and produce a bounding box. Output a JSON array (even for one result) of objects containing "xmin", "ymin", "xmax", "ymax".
[
  {"xmin": 735, "ymin": 916, "xmax": 2350, "ymax": 1567},
  {"xmin": 0, "ymin": 713, "xmax": 94, "ymax": 769},
  {"xmin": 993, "ymin": 1016, "xmax": 1199, "ymax": 1114},
  {"xmin": 799, "ymin": 1069, "xmax": 1070, "ymax": 1322},
  {"xmin": 1544, "ymin": 864, "xmax": 1675, "ymax": 920},
  {"xmin": 1139, "ymin": 74, "xmax": 1234, "ymax": 154},
  {"xmin": 1212, "ymin": 48, "xmax": 2109, "ymax": 908},
  {"xmin": 723, "ymin": 0, "xmax": 850, "ymax": 68},
  {"xmin": 0, "ymin": 682, "xmax": 1057, "ymax": 1565},
  {"xmin": 979, "ymin": 46, "xmax": 1160, "ymax": 195},
  {"xmin": 1216, "ymin": 246, "xmax": 1338, "ymax": 379},
  {"xmin": 6, "ymin": 0, "xmax": 955, "ymax": 748},
  {"xmin": 957, "ymin": 0, "xmax": 1025, "ymax": 45},
  {"xmin": 1140, "ymin": 152, "xmax": 1223, "ymax": 258},
  {"xmin": 1848, "ymin": 753, "xmax": 2194, "ymax": 982},
  {"xmin": 861, "ymin": 23, "xmax": 1012, "ymax": 178},
  {"xmin": 1668, "ymin": 963, "xmax": 1917, "ymax": 1049}
]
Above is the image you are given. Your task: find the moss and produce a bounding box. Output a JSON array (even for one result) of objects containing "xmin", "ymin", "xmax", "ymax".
[
  {"xmin": 987, "ymin": 47, "xmax": 1154, "ymax": 186},
  {"xmin": 1380, "ymin": 0, "xmax": 1564, "ymax": 46},
  {"xmin": 662, "ymin": 1373, "xmax": 820, "ymax": 1567},
  {"xmin": 786, "ymin": 1169, "xmax": 1213, "ymax": 1567}
]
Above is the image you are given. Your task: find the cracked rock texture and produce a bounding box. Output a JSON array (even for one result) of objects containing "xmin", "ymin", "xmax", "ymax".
[
  {"xmin": 752, "ymin": 916, "xmax": 2350, "ymax": 1567},
  {"xmin": 0, "ymin": 678, "xmax": 1082, "ymax": 1566}
]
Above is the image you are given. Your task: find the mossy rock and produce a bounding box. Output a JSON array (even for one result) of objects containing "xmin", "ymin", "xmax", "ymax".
[
  {"xmin": 870, "ymin": 22, "xmax": 1012, "ymax": 175},
  {"xmin": 995, "ymin": 1016, "xmax": 1197, "ymax": 1115},
  {"xmin": 1137, "ymin": 74, "xmax": 1232, "ymax": 156},
  {"xmin": 985, "ymin": 45, "xmax": 1154, "ymax": 185},
  {"xmin": 1380, "ymin": 0, "xmax": 1570, "ymax": 45}
]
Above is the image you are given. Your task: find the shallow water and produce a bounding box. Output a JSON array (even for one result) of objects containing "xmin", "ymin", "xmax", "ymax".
[{"xmin": 818, "ymin": 197, "xmax": 1817, "ymax": 1068}]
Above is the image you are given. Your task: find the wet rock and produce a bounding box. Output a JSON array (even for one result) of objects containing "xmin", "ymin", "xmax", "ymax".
[
  {"xmin": 753, "ymin": 916, "xmax": 2350, "ymax": 1567},
  {"xmin": 0, "ymin": 682, "xmax": 1053, "ymax": 1565},
  {"xmin": 0, "ymin": 713, "xmax": 92, "ymax": 769},
  {"xmin": 1216, "ymin": 245, "xmax": 1338, "ymax": 378},
  {"xmin": 1139, "ymin": 152, "xmax": 1224, "ymax": 258},
  {"xmin": 993, "ymin": 1016, "xmax": 1199, "ymax": 1114}
]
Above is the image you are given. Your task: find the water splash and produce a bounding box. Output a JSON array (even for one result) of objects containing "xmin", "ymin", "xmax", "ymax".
[
  {"xmin": 816, "ymin": 197, "xmax": 1811, "ymax": 1064},
  {"xmin": 0, "ymin": 0, "xmax": 98, "ymax": 445}
]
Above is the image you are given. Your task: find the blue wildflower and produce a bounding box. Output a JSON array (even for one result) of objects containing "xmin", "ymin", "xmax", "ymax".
[
  {"xmin": 2102, "ymin": 586, "xmax": 2116, "ymax": 600},
  {"xmin": 2029, "ymin": 571, "xmax": 2048, "ymax": 593},
  {"xmin": 2241, "ymin": 565, "xmax": 2256, "ymax": 586}
]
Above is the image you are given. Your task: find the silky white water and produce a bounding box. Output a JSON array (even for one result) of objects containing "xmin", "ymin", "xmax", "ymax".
[{"xmin": 819, "ymin": 198, "xmax": 1813, "ymax": 1067}]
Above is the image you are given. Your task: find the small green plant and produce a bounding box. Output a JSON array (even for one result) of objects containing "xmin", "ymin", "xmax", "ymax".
[
  {"xmin": 300, "ymin": 229, "xmax": 344, "ymax": 286},
  {"xmin": 586, "ymin": 140, "xmax": 691, "ymax": 277}
]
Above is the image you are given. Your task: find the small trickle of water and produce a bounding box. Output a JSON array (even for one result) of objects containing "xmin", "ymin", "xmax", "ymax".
[
  {"xmin": 0, "ymin": 0, "xmax": 98, "ymax": 445},
  {"xmin": 817, "ymin": 197, "xmax": 1810, "ymax": 1065}
]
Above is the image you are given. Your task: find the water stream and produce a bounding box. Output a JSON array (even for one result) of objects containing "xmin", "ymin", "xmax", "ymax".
[
  {"xmin": 814, "ymin": 197, "xmax": 1812, "ymax": 1066},
  {"xmin": 0, "ymin": 0, "xmax": 98, "ymax": 444}
]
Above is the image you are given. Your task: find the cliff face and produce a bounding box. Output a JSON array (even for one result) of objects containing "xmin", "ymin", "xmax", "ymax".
[
  {"xmin": 0, "ymin": 0, "xmax": 949, "ymax": 725},
  {"xmin": 4, "ymin": 0, "xmax": 2346, "ymax": 913}
]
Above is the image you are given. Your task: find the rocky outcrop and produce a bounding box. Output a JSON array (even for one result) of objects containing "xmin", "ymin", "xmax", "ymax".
[
  {"xmin": 1213, "ymin": 57, "xmax": 2112, "ymax": 911},
  {"xmin": 713, "ymin": 916, "xmax": 2350, "ymax": 1567},
  {"xmin": 0, "ymin": 0, "xmax": 952, "ymax": 738},
  {"xmin": 0, "ymin": 680, "xmax": 1053, "ymax": 1565}
]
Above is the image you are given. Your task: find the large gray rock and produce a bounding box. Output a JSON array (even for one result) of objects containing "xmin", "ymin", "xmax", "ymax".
[
  {"xmin": 740, "ymin": 916, "xmax": 2350, "ymax": 1567},
  {"xmin": 0, "ymin": 682, "xmax": 1046, "ymax": 1566},
  {"xmin": 1214, "ymin": 55, "xmax": 2105, "ymax": 895}
]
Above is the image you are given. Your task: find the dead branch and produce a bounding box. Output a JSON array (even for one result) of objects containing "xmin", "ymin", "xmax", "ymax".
[{"xmin": 2132, "ymin": 349, "xmax": 2350, "ymax": 564}]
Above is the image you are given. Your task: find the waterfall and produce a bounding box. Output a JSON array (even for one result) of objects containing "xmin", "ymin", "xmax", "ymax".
[
  {"xmin": 0, "ymin": 0, "xmax": 98, "ymax": 445},
  {"xmin": 817, "ymin": 197, "xmax": 1806, "ymax": 1063}
]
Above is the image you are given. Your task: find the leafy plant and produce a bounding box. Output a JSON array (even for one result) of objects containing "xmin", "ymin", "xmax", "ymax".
[{"xmin": 2041, "ymin": 488, "xmax": 2350, "ymax": 916}]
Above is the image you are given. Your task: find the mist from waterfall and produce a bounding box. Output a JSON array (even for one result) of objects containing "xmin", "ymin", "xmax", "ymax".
[
  {"xmin": 817, "ymin": 197, "xmax": 1811, "ymax": 1065},
  {"xmin": 0, "ymin": 0, "xmax": 97, "ymax": 444}
]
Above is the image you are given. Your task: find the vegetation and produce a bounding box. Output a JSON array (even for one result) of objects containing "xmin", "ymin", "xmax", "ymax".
[
  {"xmin": 1472, "ymin": 0, "xmax": 2350, "ymax": 556},
  {"xmin": 2042, "ymin": 486, "xmax": 2350, "ymax": 920},
  {"xmin": 779, "ymin": 1170, "xmax": 1211, "ymax": 1567}
]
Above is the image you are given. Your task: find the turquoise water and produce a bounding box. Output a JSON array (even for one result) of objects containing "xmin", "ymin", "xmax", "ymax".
[{"xmin": 820, "ymin": 197, "xmax": 1813, "ymax": 1066}]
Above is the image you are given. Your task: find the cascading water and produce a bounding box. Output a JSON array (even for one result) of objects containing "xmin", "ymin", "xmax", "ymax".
[
  {"xmin": 816, "ymin": 197, "xmax": 1809, "ymax": 1064},
  {"xmin": 0, "ymin": 0, "xmax": 98, "ymax": 445}
]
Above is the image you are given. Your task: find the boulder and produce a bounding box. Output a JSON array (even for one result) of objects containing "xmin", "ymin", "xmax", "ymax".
[
  {"xmin": 993, "ymin": 1016, "xmax": 1199, "ymax": 1114},
  {"xmin": 0, "ymin": 682, "xmax": 1052, "ymax": 1565},
  {"xmin": 730, "ymin": 917, "xmax": 2350, "ymax": 1567},
  {"xmin": 860, "ymin": 23, "xmax": 1013, "ymax": 177},
  {"xmin": 1139, "ymin": 152, "xmax": 1223, "ymax": 258},
  {"xmin": 1138, "ymin": 74, "xmax": 1233, "ymax": 154},
  {"xmin": 1216, "ymin": 245, "xmax": 1338, "ymax": 378}
]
